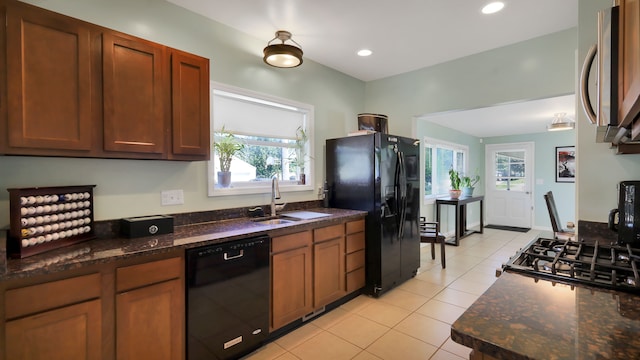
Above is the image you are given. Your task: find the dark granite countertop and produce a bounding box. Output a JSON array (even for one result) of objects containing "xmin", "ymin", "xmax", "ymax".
[
  {"xmin": 451, "ymin": 272, "xmax": 640, "ymax": 360},
  {"xmin": 0, "ymin": 207, "xmax": 366, "ymax": 281}
]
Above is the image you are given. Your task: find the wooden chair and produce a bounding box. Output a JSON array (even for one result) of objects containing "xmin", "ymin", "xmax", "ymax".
[{"xmin": 419, "ymin": 217, "xmax": 446, "ymax": 268}]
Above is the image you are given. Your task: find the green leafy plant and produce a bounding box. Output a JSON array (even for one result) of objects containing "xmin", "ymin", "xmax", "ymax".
[
  {"xmin": 213, "ymin": 126, "xmax": 245, "ymax": 172},
  {"xmin": 461, "ymin": 171, "xmax": 480, "ymax": 188},
  {"xmin": 449, "ymin": 168, "xmax": 461, "ymax": 190},
  {"xmin": 290, "ymin": 126, "xmax": 309, "ymax": 173}
]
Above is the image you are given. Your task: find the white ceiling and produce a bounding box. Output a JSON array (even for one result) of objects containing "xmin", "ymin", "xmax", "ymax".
[
  {"xmin": 422, "ymin": 94, "xmax": 576, "ymax": 137},
  {"xmin": 167, "ymin": 0, "xmax": 579, "ymax": 137}
]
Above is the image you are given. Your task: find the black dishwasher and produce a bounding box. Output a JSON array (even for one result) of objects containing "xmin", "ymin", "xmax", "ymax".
[{"xmin": 186, "ymin": 234, "xmax": 270, "ymax": 360}]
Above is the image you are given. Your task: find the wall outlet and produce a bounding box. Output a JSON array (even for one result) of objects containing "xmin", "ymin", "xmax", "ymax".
[{"xmin": 161, "ymin": 189, "xmax": 184, "ymax": 206}]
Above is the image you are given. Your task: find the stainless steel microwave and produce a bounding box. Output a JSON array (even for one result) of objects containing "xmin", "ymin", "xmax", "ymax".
[{"xmin": 580, "ymin": 6, "xmax": 623, "ymax": 143}]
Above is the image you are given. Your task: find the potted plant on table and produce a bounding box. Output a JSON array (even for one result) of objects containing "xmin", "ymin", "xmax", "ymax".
[
  {"xmin": 291, "ymin": 126, "xmax": 309, "ymax": 185},
  {"xmin": 448, "ymin": 168, "xmax": 462, "ymax": 199},
  {"xmin": 461, "ymin": 171, "xmax": 480, "ymax": 197},
  {"xmin": 213, "ymin": 126, "xmax": 244, "ymax": 188}
]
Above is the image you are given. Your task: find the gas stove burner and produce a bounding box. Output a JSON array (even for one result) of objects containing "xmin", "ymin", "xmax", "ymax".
[
  {"xmin": 536, "ymin": 260, "xmax": 572, "ymax": 273},
  {"xmin": 532, "ymin": 246, "xmax": 547, "ymax": 254},
  {"xmin": 503, "ymin": 237, "xmax": 640, "ymax": 295},
  {"xmin": 617, "ymin": 253, "xmax": 640, "ymax": 263}
]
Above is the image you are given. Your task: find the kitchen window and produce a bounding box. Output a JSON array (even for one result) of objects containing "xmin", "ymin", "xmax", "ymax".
[
  {"xmin": 423, "ymin": 137, "xmax": 468, "ymax": 201},
  {"xmin": 208, "ymin": 83, "xmax": 314, "ymax": 196}
]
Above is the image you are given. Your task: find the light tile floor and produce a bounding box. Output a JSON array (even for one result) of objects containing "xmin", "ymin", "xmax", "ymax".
[{"xmin": 244, "ymin": 228, "xmax": 541, "ymax": 360}]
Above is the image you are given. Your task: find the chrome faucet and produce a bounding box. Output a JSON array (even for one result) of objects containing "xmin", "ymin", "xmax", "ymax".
[{"xmin": 271, "ymin": 176, "xmax": 286, "ymax": 217}]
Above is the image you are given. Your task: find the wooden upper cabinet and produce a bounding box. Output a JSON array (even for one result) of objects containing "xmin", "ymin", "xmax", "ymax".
[
  {"xmin": 619, "ymin": 0, "xmax": 640, "ymax": 139},
  {"xmin": 5, "ymin": 1, "xmax": 93, "ymax": 152},
  {"xmin": 102, "ymin": 33, "xmax": 167, "ymax": 155},
  {"xmin": 0, "ymin": 0, "xmax": 210, "ymax": 160},
  {"xmin": 170, "ymin": 50, "xmax": 210, "ymax": 159}
]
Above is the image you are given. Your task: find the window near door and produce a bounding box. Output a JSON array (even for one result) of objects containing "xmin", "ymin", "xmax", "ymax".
[
  {"xmin": 423, "ymin": 137, "xmax": 468, "ymax": 201},
  {"xmin": 208, "ymin": 83, "xmax": 314, "ymax": 196},
  {"xmin": 494, "ymin": 151, "xmax": 525, "ymax": 191}
]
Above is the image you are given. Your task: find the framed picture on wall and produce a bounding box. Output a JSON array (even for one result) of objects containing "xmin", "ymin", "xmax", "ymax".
[{"xmin": 556, "ymin": 146, "xmax": 575, "ymax": 183}]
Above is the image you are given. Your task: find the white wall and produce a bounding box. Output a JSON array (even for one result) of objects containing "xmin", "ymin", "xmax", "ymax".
[
  {"xmin": 365, "ymin": 29, "xmax": 577, "ymax": 137},
  {"xmin": 0, "ymin": 0, "xmax": 365, "ymax": 226}
]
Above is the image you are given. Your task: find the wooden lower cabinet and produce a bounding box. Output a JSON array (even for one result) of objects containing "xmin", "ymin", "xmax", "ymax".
[
  {"xmin": 115, "ymin": 256, "xmax": 184, "ymax": 360},
  {"xmin": 313, "ymin": 226, "xmax": 346, "ymax": 308},
  {"xmin": 116, "ymin": 279, "xmax": 183, "ymax": 360},
  {"xmin": 3, "ymin": 272, "xmax": 103, "ymax": 360},
  {"xmin": 270, "ymin": 218, "xmax": 366, "ymax": 331},
  {"xmin": 1, "ymin": 253, "xmax": 184, "ymax": 360},
  {"xmin": 345, "ymin": 219, "xmax": 366, "ymax": 292},
  {"xmin": 271, "ymin": 231, "xmax": 313, "ymax": 331},
  {"xmin": 5, "ymin": 299, "xmax": 102, "ymax": 360}
]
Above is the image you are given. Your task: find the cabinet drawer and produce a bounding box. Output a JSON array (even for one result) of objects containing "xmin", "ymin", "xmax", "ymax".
[
  {"xmin": 272, "ymin": 231, "xmax": 312, "ymax": 253},
  {"xmin": 346, "ymin": 267, "xmax": 365, "ymax": 293},
  {"xmin": 116, "ymin": 256, "xmax": 182, "ymax": 292},
  {"xmin": 346, "ymin": 232, "xmax": 365, "ymax": 253},
  {"xmin": 346, "ymin": 219, "xmax": 365, "ymax": 234},
  {"xmin": 314, "ymin": 224, "xmax": 344, "ymax": 242},
  {"xmin": 5, "ymin": 273, "xmax": 101, "ymax": 319},
  {"xmin": 346, "ymin": 250, "xmax": 365, "ymax": 273}
]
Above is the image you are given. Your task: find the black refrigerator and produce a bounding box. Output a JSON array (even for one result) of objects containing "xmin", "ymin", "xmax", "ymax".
[{"xmin": 326, "ymin": 133, "xmax": 420, "ymax": 297}]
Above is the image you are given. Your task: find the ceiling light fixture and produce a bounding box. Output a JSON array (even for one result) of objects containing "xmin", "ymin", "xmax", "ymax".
[
  {"xmin": 263, "ymin": 30, "xmax": 303, "ymax": 68},
  {"xmin": 547, "ymin": 112, "xmax": 575, "ymax": 131},
  {"xmin": 482, "ymin": 2, "xmax": 505, "ymax": 14},
  {"xmin": 357, "ymin": 49, "xmax": 372, "ymax": 57}
]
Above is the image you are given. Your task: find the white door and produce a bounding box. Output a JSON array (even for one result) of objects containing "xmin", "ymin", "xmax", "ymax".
[{"xmin": 485, "ymin": 142, "xmax": 534, "ymax": 228}]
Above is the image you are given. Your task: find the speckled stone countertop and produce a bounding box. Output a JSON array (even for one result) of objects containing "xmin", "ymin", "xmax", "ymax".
[
  {"xmin": 0, "ymin": 206, "xmax": 366, "ymax": 281},
  {"xmin": 451, "ymin": 271, "xmax": 640, "ymax": 359}
]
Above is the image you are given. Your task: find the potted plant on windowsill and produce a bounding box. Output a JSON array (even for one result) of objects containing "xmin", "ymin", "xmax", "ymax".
[
  {"xmin": 461, "ymin": 171, "xmax": 480, "ymax": 197},
  {"xmin": 213, "ymin": 126, "xmax": 244, "ymax": 188},
  {"xmin": 448, "ymin": 168, "xmax": 462, "ymax": 199},
  {"xmin": 291, "ymin": 126, "xmax": 309, "ymax": 185}
]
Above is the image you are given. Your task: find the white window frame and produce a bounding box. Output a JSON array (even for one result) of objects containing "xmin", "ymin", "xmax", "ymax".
[
  {"xmin": 423, "ymin": 136, "xmax": 468, "ymax": 204},
  {"xmin": 207, "ymin": 82, "xmax": 314, "ymax": 197}
]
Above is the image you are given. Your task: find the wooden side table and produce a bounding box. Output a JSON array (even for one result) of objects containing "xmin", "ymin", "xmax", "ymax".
[{"xmin": 436, "ymin": 195, "xmax": 484, "ymax": 246}]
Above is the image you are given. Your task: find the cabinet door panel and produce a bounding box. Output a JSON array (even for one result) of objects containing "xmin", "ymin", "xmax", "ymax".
[
  {"xmin": 5, "ymin": 299, "xmax": 102, "ymax": 360},
  {"xmin": 116, "ymin": 279, "xmax": 184, "ymax": 360},
  {"xmin": 171, "ymin": 50, "xmax": 209, "ymax": 158},
  {"xmin": 619, "ymin": 0, "xmax": 640, "ymax": 136},
  {"xmin": 103, "ymin": 33, "xmax": 166, "ymax": 154},
  {"xmin": 314, "ymin": 237, "xmax": 346, "ymax": 308},
  {"xmin": 271, "ymin": 246, "xmax": 312, "ymax": 330},
  {"xmin": 6, "ymin": 3, "xmax": 92, "ymax": 151}
]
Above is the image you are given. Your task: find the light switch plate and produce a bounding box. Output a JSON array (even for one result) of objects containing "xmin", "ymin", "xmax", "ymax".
[{"xmin": 161, "ymin": 189, "xmax": 184, "ymax": 206}]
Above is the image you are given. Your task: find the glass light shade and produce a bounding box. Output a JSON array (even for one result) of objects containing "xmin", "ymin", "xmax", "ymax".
[
  {"xmin": 547, "ymin": 122, "xmax": 575, "ymax": 131},
  {"xmin": 263, "ymin": 44, "xmax": 303, "ymax": 68},
  {"xmin": 547, "ymin": 113, "xmax": 575, "ymax": 131}
]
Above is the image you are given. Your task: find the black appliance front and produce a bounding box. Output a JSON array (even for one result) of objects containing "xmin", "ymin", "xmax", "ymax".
[
  {"xmin": 614, "ymin": 181, "xmax": 640, "ymax": 246},
  {"xmin": 326, "ymin": 133, "xmax": 420, "ymax": 297},
  {"xmin": 185, "ymin": 235, "xmax": 270, "ymax": 360}
]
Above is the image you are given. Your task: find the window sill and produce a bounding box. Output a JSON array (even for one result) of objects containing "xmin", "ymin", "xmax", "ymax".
[{"xmin": 209, "ymin": 182, "xmax": 314, "ymax": 197}]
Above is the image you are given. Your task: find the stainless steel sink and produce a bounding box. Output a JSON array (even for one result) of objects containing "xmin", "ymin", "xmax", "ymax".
[
  {"xmin": 251, "ymin": 216, "xmax": 297, "ymax": 225},
  {"xmin": 255, "ymin": 218, "xmax": 295, "ymax": 225}
]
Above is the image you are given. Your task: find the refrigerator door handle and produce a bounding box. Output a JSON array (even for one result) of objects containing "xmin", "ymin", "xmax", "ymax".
[{"xmin": 396, "ymin": 151, "xmax": 408, "ymax": 240}]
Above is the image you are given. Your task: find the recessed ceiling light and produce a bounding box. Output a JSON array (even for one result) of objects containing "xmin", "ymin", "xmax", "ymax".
[
  {"xmin": 357, "ymin": 49, "xmax": 372, "ymax": 57},
  {"xmin": 482, "ymin": 2, "xmax": 505, "ymax": 14}
]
